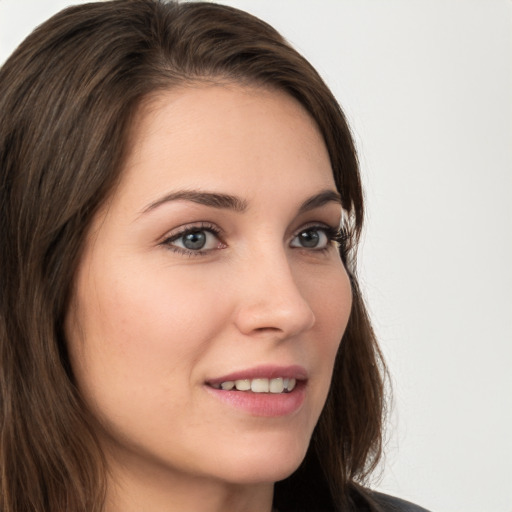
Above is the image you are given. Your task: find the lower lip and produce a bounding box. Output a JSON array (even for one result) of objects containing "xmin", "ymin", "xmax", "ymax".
[{"xmin": 204, "ymin": 382, "xmax": 307, "ymax": 417}]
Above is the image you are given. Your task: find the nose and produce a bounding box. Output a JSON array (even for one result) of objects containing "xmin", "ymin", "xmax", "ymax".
[{"xmin": 233, "ymin": 249, "xmax": 316, "ymax": 339}]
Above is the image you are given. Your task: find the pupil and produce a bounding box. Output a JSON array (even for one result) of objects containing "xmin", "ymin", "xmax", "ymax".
[
  {"xmin": 183, "ymin": 231, "xmax": 206, "ymax": 250},
  {"xmin": 300, "ymin": 230, "xmax": 319, "ymax": 248}
]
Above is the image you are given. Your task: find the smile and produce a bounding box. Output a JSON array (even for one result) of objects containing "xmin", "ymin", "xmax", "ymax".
[{"xmin": 209, "ymin": 377, "xmax": 297, "ymax": 393}]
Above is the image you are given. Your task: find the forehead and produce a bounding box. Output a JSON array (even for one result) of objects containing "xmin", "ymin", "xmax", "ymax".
[{"xmin": 115, "ymin": 84, "xmax": 335, "ymax": 208}]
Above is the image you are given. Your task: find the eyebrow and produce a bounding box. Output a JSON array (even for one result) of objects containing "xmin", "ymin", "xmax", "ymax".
[
  {"xmin": 141, "ymin": 188, "xmax": 342, "ymax": 215},
  {"xmin": 142, "ymin": 190, "xmax": 248, "ymax": 214},
  {"xmin": 297, "ymin": 189, "xmax": 343, "ymax": 214}
]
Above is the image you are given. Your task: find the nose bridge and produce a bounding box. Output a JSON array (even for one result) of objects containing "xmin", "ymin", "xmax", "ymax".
[{"xmin": 233, "ymin": 242, "xmax": 316, "ymax": 338}]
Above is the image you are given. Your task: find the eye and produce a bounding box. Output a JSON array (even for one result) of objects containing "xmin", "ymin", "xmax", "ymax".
[
  {"xmin": 290, "ymin": 225, "xmax": 337, "ymax": 250},
  {"xmin": 162, "ymin": 223, "xmax": 224, "ymax": 255}
]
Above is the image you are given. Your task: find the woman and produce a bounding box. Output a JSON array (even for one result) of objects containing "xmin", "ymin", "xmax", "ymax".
[{"xmin": 0, "ymin": 1, "xmax": 429, "ymax": 511}]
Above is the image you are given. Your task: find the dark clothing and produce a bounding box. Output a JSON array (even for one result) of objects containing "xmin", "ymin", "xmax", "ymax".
[
  {"xmin": 370, "ymin": 491, "xmax": 430, "ymax": 512},
  {"xmin": 273, "ymin": 454, "xmax": 430, "ymax": 512},
  {"xmin": 274, "ymin": 485, "xmax": 431, "ymax": 512}
]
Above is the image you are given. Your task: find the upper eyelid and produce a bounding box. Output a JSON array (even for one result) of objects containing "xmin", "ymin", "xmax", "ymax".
[
  {"xmin": 160, "ymin": 224, "xmax": 224, "ymax": 257},
  {"xmin": 165, "ymin": 218, "xmax": 338, "ymax": 234},
  {"xmin": 161, "ymin": 222, "xmax": 222, "ymax": 242},
  {"xmin": 159, "ymin": 217, "xmax": 343, "ymax": 249},
  {"xmin": 163, "ymin": 221, "xmax": 337, "ymax": 240},
  {"xmin": 293, "ymin": 221, "xmax": 337, "ymax": 231},
  {"xmin": 290, "ymin": 221, "xmax": 340, "ymax": 238}
]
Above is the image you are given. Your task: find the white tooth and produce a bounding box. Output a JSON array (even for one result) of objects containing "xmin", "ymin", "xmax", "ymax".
[
  {"xmin": 283, "ymin": 378, "xmax": 289, "ymax": 390},
  {"xmin": 235, "ymin": 379, "xmax": 251, "ymax": 391},
  {"xmin": 269, "ymin": 378, "xmax": 284, "ymax": 393},
  {"xmin": 220, "ymin": 381, "xmax": 235, "ymax": 390},
  {"xmin": 251, "ymin": 378, "xmax": 269, "ymax": 393},
  {"xmin": 286, "ymin": 378, "xmax": 296, "ymax": 392}
]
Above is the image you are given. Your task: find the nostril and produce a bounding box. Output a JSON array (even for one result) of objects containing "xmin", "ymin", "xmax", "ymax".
[
  {"xmin": 254, "ymin": 326, "xmax": 281, "ymax": 333},
  {"xmin": 234, "ymin": 299, "xmax": 315, "ymax": 339}
]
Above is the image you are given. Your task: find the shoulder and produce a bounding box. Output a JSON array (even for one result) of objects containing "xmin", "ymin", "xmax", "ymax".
[{"xmin": 368, "ymin": 491, "xmax": 431, "ymax": 512}]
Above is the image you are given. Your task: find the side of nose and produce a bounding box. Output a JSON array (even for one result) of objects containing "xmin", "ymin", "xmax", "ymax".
[{"xmin": 233, "ymin": 250, "xmax": 316, "ymax": 339}]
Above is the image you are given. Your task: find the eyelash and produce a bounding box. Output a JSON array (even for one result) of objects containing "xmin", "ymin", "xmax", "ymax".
[
  {"xmin": 161, "ymin": 222, "xmax": 347, "ymax": 257},
  {"xmin": 161, "ymin": 222, "xmax": 223, "ymax": 257}
]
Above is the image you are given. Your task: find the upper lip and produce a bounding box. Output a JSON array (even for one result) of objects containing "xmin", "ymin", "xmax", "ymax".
[{"xmin": 206, "ymin": 364, "xmax": 308, "ymax": 386}]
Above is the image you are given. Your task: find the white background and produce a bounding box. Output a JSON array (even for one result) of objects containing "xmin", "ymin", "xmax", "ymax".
[{"xmin": 1, "ymin": 1, "xmax": 511, "ymax": 511}]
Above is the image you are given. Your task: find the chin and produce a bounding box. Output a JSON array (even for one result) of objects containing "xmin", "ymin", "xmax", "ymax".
[{"xmin": 209, "ymin": 433, "xmax": 310, "ymax": 485}]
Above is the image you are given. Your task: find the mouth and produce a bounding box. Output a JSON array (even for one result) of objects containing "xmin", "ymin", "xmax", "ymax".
[
  {"xmin": 204, "ymin": 365, "xmax": 308, "ymax": 416},
  {"xmin": 208, "ymin": 377, "xmax": 297, "ymax": 394}
]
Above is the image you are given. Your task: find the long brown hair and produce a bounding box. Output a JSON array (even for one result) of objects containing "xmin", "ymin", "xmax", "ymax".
[{"xmin": 0, "ymin": 1, "xmax": 386, "ymax": 511}]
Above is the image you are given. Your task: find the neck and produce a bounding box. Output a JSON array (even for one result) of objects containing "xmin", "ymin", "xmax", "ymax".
[{"xmin": 103, "ymin": 456, "xmax": 275, "ymax": 512}]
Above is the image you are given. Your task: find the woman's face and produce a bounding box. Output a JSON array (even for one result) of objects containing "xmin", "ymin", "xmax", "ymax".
[{"xmin": 66, "ymin": 85, "xmax": 352, "ymax": 490}]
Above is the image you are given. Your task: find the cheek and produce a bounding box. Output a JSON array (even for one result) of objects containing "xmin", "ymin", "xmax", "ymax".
[
  {"xmin": 66, "ymin": 258, "xmax": 229, "ymax": 410},
  {"xmin": 305, "ymin": 262, "xmax": 352, "ymax": 342},
  {"xmin": 297, "ymin": 261, "xmax": 352, "ymax": 404}
]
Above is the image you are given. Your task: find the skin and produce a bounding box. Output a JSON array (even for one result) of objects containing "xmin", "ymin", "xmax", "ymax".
[{"xmin": 66, "ymin": 84, "xmax": 352, "ymax": 512}]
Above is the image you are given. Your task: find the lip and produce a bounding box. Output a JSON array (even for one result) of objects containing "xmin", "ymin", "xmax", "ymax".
[
  {"xmin": 204, "ymin": 364, "xmax": 308, "ymax": 418},
  {"xmin": 206, "ymin": 364, "xmax": 308, "ymax": 387}
]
